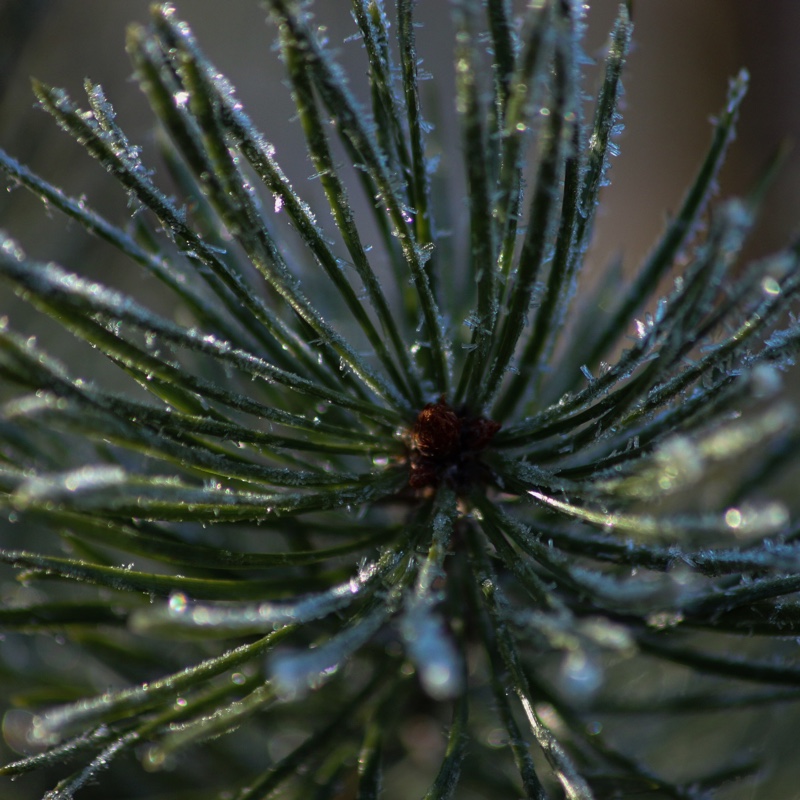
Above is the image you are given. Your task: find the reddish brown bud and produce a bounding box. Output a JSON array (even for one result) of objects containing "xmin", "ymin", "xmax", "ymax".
[
  {"xmin": 408, "ymin": 396, "xmax": 500, "ymax": 490},
  {"xmin": 412, "ymin": 396, "xmax": 461, "ymax": 459}
]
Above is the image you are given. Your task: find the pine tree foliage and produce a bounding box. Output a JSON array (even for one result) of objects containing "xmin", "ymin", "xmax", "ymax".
[{"xmin": 1, "ymin": 2, "xmax": 800, "ymax": 798}]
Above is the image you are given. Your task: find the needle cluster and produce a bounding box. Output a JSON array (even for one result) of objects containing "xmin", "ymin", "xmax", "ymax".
[{"xmin": 1, "ymin": 2, "xmax": 800, "ymax": 799}]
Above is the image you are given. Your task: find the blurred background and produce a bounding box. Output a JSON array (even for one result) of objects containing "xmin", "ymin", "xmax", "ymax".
[
  {"xmin": 1, "ymin": 2, "xmax": 800, "ymax": 798},
  {"xmin": 1, "ymin": 1, "xmax": 799, "ymax": 279}
]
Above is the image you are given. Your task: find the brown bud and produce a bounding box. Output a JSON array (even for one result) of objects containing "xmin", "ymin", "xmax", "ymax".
[
  {"xmin": 412, "ymin": 396, "xmax": 461, "ymax": 459},
  {"xmin": 408, "ymin": 396, "xmax": 500, "ymax": 490}
]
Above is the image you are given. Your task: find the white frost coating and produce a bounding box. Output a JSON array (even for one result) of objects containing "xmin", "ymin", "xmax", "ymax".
[
  {"xmin": 400, "ymin": 605, "xmax": 463, "ymax": 700},
  {"xmin": 15, "ymin": 466, "xmax": 127, "ymax": 505},
  {"xmin": 749, "ymin": 363, "xmax": 782, "ymax": 398},
  {"xmin": 132, "ymin": 556, "xmax": 396, "ymax": 635},
  {"xmin": 558, "ymin": 650, "xmax": 602, "ymax": 701},
  {"xmin": 269, "ymin": 609, "xmax": 386, "ymax": 700},
  {"xmin": 0, "ymin": 234, "xmax": 26, "ymax": 261},
  {"xmin": 724, "ymin": 502, "xmax": 789, "ymax": 538},
  {"xmin": 568, "ymin": 563, "xmax": 700, "ymax": 613}
]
